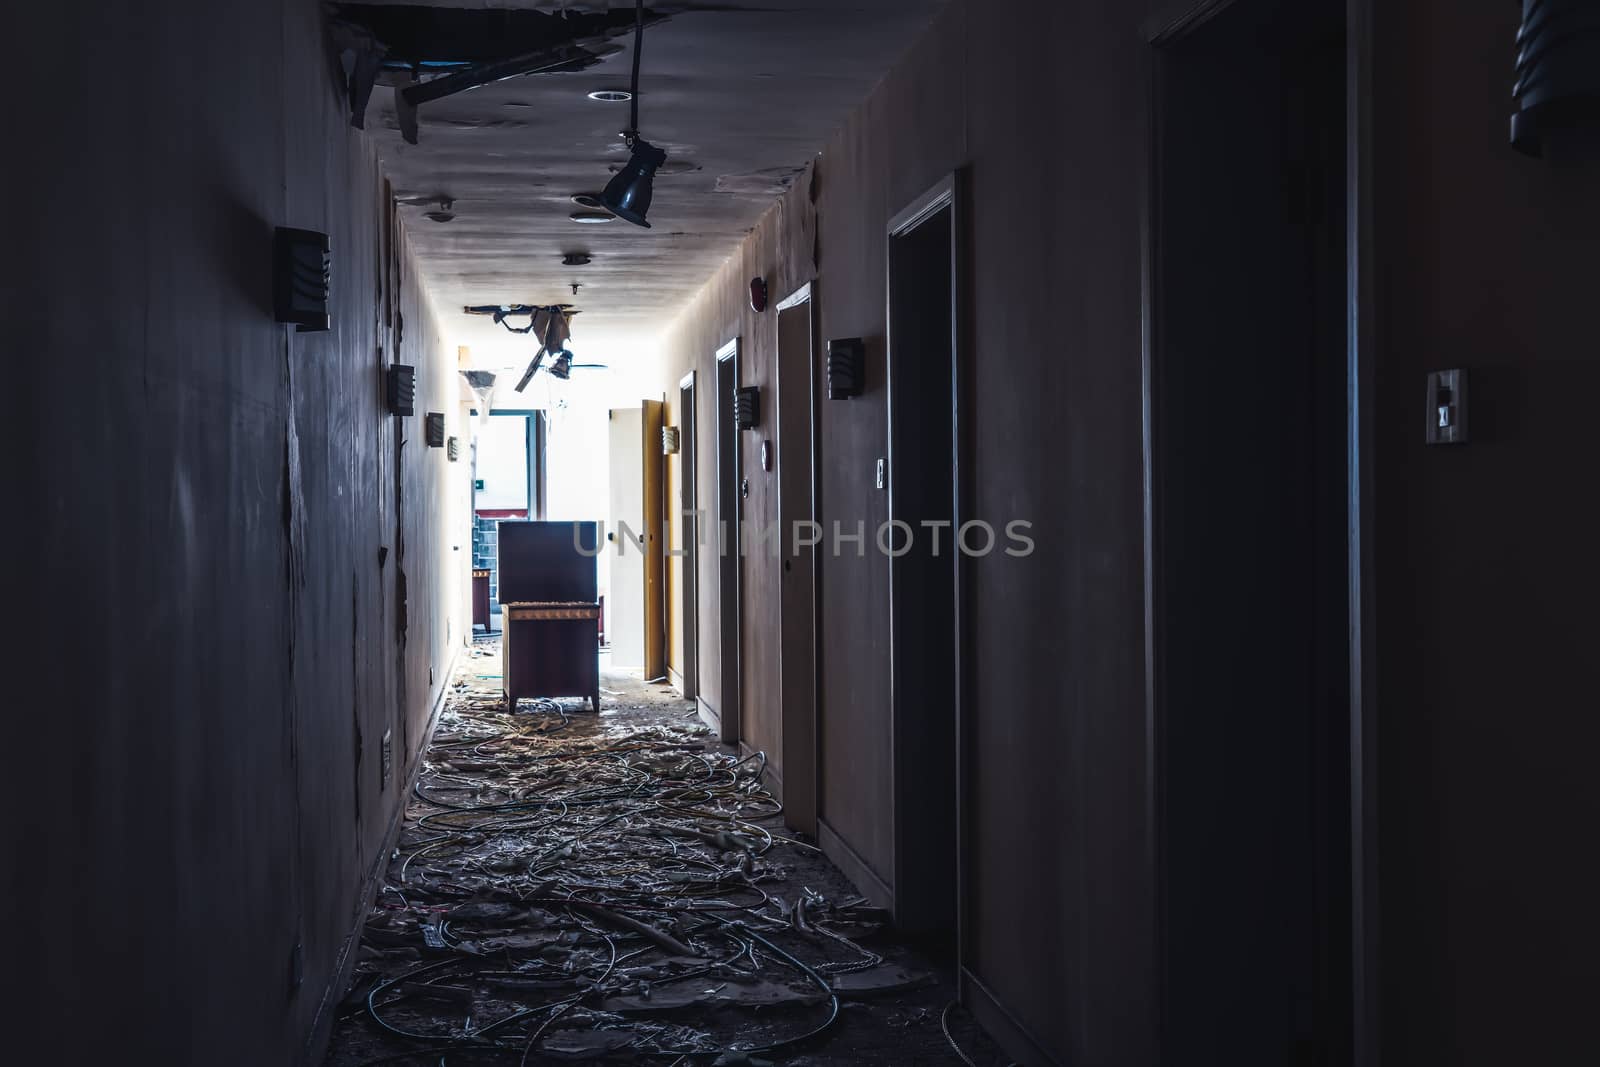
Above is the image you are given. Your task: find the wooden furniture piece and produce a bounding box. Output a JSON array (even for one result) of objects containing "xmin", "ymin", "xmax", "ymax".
[
  {"xmin": 503, "ymin": 602, "xmax": 602, "ymax": 712},
  {"xmin": 498, "ymin": 521, "xmax": 601, "ymax": 711},
  {"xmin": 472, "ymin": 568, "xmax": 491, "ymax": 631}
]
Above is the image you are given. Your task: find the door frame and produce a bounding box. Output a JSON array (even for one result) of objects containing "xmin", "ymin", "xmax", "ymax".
[
  {"xmin": 886, "ymin": 171, "xmax": 969, "ymax": 952},
  {"xmin": 1139, "ymin": 0, "xmax": 1377, "ymax": 1062},
  {"xmin": 713, "ymin": 338, "xmax": 742, "ymax": 745},
  {"xmin": 641, "ymin": 400, "xmax": 666, "ymax": 681},
  {"xmin": 774, "ymin": 281, "xmax": 820, "ymax": 837},
  {"xmin": 678, "ymin": 370, "xmax": 699, "ymax": 700}
]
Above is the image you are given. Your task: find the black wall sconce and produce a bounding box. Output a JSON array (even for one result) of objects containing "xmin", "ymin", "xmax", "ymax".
[
  {"xmin": 749, "ymin": 276, "xmax": 768, "ymax": 313},
  {"xmin": 425, "ymin": 412, "xmax": 446, "ymax": 447},
  {"xmin": 826, "ymin": 337, "xmax": 864, "ymax": 399},
  {"xmin": 273, "ymin": 227, "xmax": 331, "ymax": 331},
  {"xmin": 387, "ymin": 364, "xmax": 415, "ymax": 416},
  {"xmin": 734, "ymin": 386, "xmax": 761, "ymax": 431},
  {"xmin": 1511, "ymin": 0, "xmax": 1600, "ymax": 157}
]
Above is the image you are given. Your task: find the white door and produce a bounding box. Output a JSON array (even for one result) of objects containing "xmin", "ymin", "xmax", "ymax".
[{"xmin": 607, "ymin": 408, "xmax": 645, "ymax": 667}]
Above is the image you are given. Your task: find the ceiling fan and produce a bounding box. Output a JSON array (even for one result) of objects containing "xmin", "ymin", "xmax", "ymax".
[{"xmin": 463, "ymin": 303, "xmax": 605, "ymax": 389}]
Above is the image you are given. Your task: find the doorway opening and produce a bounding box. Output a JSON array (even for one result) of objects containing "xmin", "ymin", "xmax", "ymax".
[
  {"xmin": 713, "ymin": 340, "xmax": 742, "ymax": 746},
  {"xmin": 470, "ymin": 409, "xmax": 546, "ymax": 634},
  {"xmin": 776, "ymin": 285, "xmax": 818, "ymax": 837},
  {"xmin": 606, "ymin": 402, "xmax": 665, "ymax": 677},
  {"xmin": 1149, "ymin": 0, "xmax": 1351, "ymax": 1061},
  {"xmin": 677, "ymin": 371, "xmax": 700, "ymax": 700},
  {"xmin": 886, "ymin": 175, "xmax": 962, "ymax": 948}
]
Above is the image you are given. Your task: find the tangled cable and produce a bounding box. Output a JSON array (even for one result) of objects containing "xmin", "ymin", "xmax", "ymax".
[{"xmin": 333, "ymin": 668, "xmax": 886, "ymax": 1065}]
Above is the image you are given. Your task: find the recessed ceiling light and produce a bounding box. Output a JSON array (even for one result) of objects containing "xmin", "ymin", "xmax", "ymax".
[
  {"xmin": 570, "ymin": 211, "xmax": 616, "ymax": 224},
  {"xmin": 588, "ymin": 89, "xmax": 633, "ymax": 102}
]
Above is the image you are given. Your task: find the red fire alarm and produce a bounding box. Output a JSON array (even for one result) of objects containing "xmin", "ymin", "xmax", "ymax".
[{"xmin": 749, "ymin": 276, "xmax": 769, "ymax": 312}]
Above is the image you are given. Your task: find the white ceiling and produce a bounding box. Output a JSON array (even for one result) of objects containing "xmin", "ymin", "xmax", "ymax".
[{"xmin": 349, "ymin": 0, "xmax": 945, "ymax": 378}]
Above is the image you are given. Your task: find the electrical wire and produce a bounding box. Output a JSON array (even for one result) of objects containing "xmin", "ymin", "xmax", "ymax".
[
  {"xmin": 330, "ymin": 668, "xmax": 875, "ymax": 1064},
  {"xmin": 627, "ymin": 0, "xmax": 644, "ymax": 138}
]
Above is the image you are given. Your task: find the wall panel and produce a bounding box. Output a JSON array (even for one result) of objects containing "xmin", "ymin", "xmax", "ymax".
[{"xmin": 8, "ymin": 1, "xmax": 467, "ymax": 1062}]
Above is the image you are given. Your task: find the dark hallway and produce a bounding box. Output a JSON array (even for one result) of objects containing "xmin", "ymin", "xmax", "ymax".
[
  {"xmin": 8, "ymin": 1, "xmax": 1600, "ymax": 1065},
  {"xmin": 322, "ymin": 639, "xmax": 1007, "ymax": 1064}
]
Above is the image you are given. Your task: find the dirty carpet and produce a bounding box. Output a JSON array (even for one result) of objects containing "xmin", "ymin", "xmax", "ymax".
[{"xmin": 322, "ymin": 636, "xmax": 1011, "ymax": 1066}]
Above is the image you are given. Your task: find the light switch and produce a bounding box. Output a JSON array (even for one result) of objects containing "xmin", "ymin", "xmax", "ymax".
[
  {"xmin": 1426, "ymin": 369, "xmax": 1468, "ymax": 445},
  {"xmin": 875, "ymin": 458, "xmax": 886, "ymax": 490}
]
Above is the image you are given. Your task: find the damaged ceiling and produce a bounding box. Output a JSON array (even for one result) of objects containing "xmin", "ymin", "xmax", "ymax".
[{"xmin": 336, "ymin": 0, "xmax": 945, "ymax": 361}]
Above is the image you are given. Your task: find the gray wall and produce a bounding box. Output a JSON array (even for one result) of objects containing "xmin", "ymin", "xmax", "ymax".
[
  {"xmin": 657, "ymin": 0, "xmax": 1600, "ymax": 1064},
  {"xmin": 1374, "ymin": 1, "xmax": 1600, "ymax": 1062},
  {"xmin": 659, "ymin": 3, "xmax": 1156, "ymax": 1061},
  {"xmin": 8, "ymin": 1, "xmax": 468, "ymax": 1062}
]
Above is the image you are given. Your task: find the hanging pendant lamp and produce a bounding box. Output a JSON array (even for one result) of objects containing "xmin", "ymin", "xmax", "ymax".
[{"xmin": 600, "ymin": 0, "xmax": 667, "ymax": 227}]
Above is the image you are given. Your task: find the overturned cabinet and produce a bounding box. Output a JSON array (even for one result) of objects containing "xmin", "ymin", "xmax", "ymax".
[{"xmin": 498, "ymin": 521, "xmax": 602, "ymax": 712}]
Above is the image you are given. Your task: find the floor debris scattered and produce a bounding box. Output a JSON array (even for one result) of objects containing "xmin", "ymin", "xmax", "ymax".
[{"xmin": 324, "ymin": 639, "xmax": 1011, "ymax": 1065}]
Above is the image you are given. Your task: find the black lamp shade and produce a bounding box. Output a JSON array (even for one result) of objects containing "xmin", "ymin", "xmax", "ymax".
[
  {"xmin": 826, "ymin": 338, "xmax": 865, "ymax": 399},
  {"xmin": 273, "ymin": 227, "xmax": 331, "ymax": 331},
  {"xmin": 387, "ymin": 364, "xmax": 415, "ymax": 416},
  {"xmin": 734, "ymin": 386, "xmax": 761, "ymax": 431},
  {"xmin": 601, "ymin": 139, "xmax": 668, "ymax": 227},
  {"xmin": 1511, "ymin": 0, "xmax": 1600, "ymax": 157}
]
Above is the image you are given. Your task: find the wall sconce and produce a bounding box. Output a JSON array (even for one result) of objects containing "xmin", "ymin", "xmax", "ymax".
[
  {"xmin": 749, "ymin": 276, "xmax": 769, "ymax": 312},
  {"xmin": 662, "ymin": 426, "xmax": 681, "ymax": 454},
  {"xmin": 273, "ymin": 227, "xmax": 331, "ymax": 332},
  {"xmin": 447, "ymin": 436, "xmax": 461, "ymax": 461},
  {"xmin": 1511, "ymin": 0, "xmax": 1600, "ymax": 157},
  {"xmin": 734, "ymin": 386, "xmax": 761, "ymax": 431},
  {"xmin": 387, "ymin": 364, "xmax": 415, "ymax": 416},
  {"xmin": 826, "ymin": 337, "xmax": 864, "ymax": 399},
  {"xmin": 425, "ymin": 412, "xmax": 446, "ymax": 447}
]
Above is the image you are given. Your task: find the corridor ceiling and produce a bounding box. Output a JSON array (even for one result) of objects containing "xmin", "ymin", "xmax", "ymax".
[{"xmin": 349, "ymin": 1, "xmax": 944, "ymax": 355}]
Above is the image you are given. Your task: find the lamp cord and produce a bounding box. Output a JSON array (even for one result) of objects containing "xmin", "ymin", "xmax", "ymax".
[{"xmin": 627, "ymin": 0, "xmax": 643, "ymax": 140}]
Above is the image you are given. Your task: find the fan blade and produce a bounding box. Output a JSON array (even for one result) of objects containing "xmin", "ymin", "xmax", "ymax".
[{"xmin": 514, "ymin": 347, "xmax": 548, "ymax": 392}]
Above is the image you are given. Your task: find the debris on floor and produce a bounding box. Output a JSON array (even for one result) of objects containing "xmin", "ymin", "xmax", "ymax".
[{"xmin": 324, "ymin": 639, "xmax": 1011, "ymax": 1065}]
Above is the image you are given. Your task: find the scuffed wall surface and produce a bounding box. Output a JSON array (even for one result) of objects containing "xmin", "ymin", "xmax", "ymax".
[
  {"xmin": 8, "ymin": 0, "xmax": 465, "ymax": 1063},
  {"xmin": 656, "ymin": 3, "xmax": 1159, "ymax": 1062},
  {"xmin": 651, "ymin": 1, "xmax": 1600, "ymax": 1064}
]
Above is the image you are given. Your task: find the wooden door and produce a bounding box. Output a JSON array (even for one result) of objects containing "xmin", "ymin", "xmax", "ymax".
[
  {"xmin": 776, "ymin": 286, "xmax": 817, "ymax": 836},
  {"xmin": 606, "ymin": 408, "xmax": 644, "ymax": 667},
  {"xmin": 641, "ymin": 399, "xmax": 665, "ymax": 680}
]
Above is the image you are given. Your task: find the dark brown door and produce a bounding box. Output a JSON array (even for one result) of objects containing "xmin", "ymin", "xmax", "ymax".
[{"xmin": 1151, "ymin": 0, "xmax": 1352, "ymax": 1061}]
